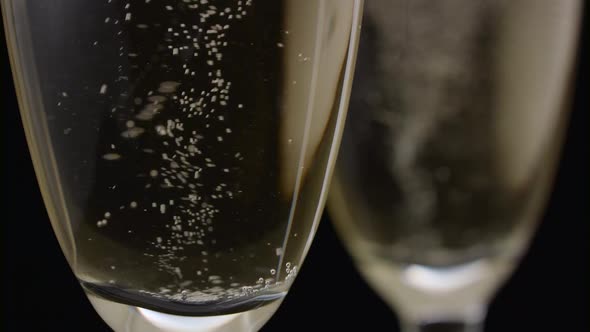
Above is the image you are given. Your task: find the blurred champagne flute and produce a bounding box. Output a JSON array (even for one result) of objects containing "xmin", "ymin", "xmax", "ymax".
[{"xmin": 329, "ymin": 1, "xmax": 581, "ymax": 331}]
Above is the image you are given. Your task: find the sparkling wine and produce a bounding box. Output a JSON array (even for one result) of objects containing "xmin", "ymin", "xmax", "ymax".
[
  {"xmin": 329, "ymin": 0, "xmax": 578, "ymax": 267},
  {"xmin": 8, "ymin": 0, "xmax": 360, "ymax": 317}
]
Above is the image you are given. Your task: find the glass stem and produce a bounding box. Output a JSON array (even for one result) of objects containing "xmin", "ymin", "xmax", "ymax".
[
  {"xmin": 400, "ymin": 318, "xmax": 483, "ymax": 332},
  {"xmin": 395, "ymin": 296, "xmax": 486, "ymax": 332}
]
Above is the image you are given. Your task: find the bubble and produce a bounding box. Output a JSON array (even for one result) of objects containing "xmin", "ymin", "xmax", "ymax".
[
  {"xmin": 102, "ymin": 153, "xmax": 121, "ymax": 161},
  {"xmin": 187, "ymin": 145, "xmax": 198, "ymax": 153},
  {"xmin": 155, "ymin": 125, "xmax": 167, "ymax": 136},
  {"xmin": 121, "ymin": 127, "xmax": 145, "ymax": 138},
  {"xmin": 158, "ymin": 81, "xmax": 181, "ymax": 93},
  {"xmin": 180, "ymin": 290, "xmax": 188, "ymax": 300},
  {"xmin": 147, "ymin": 95, "xmax": 167, "ymax": 103},
  {"xmin": 89, "ymin": 0, "xmax": 261, "ymax": 303},
  {"xmin": 136, "ymin": 110, "xmax": 155, "ymax": 121}
]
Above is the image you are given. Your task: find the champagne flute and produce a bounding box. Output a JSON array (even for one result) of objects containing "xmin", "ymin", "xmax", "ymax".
[
  {"xmin": 328, "ymin": 1, "xmax": 581, "ymax": 331},
  {"xmin": 2, "ymin": 0, "xmax": 362, "ymax": 331}
]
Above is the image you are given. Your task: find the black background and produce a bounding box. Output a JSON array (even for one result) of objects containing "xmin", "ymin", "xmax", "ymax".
[{"xmin": 3, "ymin": 7, "xmax": 587, "ymax": 332}]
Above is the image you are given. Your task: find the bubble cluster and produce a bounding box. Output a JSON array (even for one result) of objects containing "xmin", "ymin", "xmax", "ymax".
[{"xmin": 82, "ymin": 0, "xmax": 298, "ymax": 304}]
